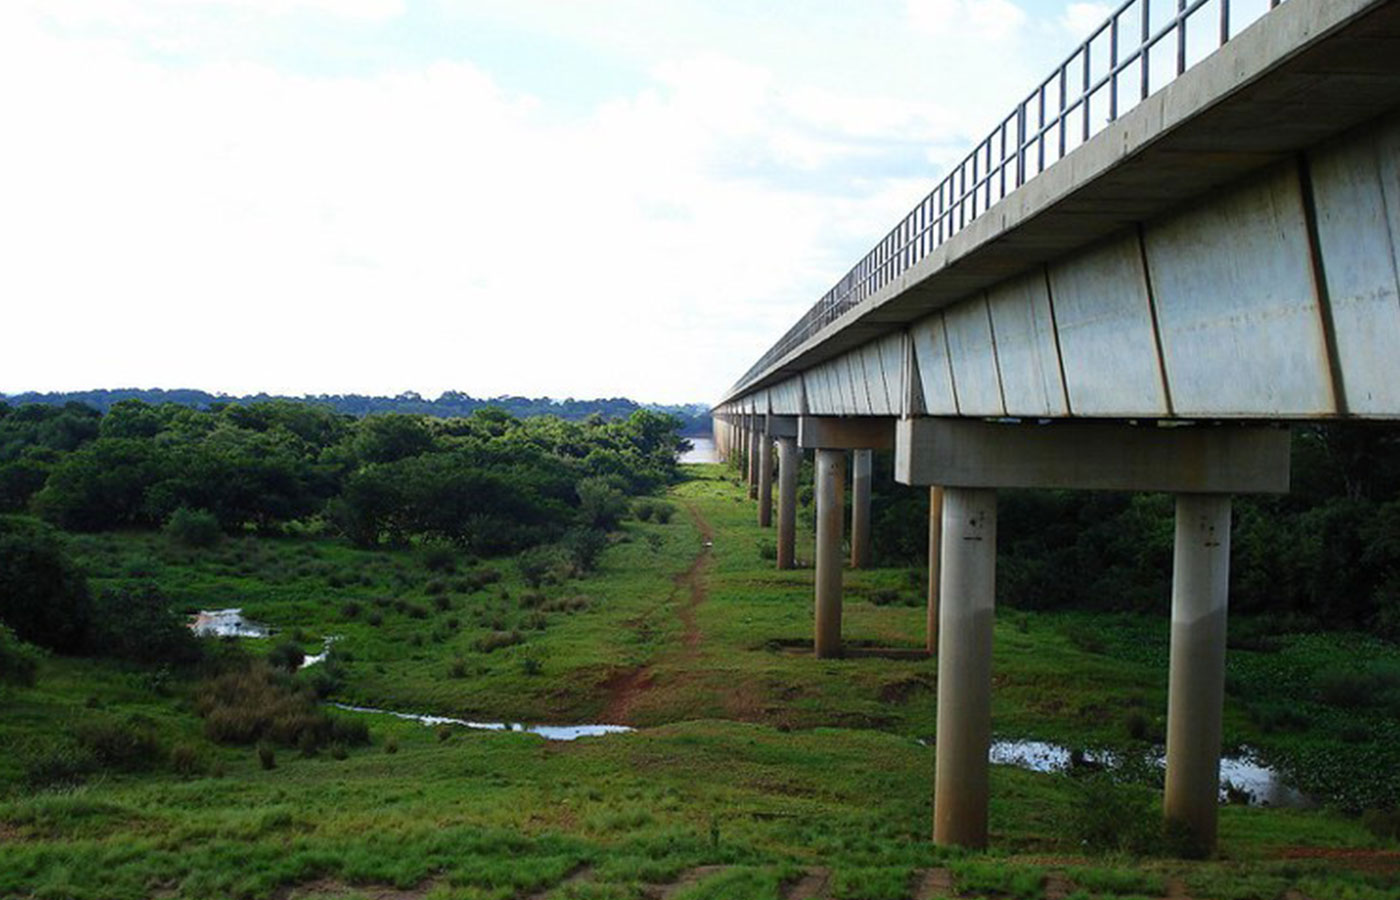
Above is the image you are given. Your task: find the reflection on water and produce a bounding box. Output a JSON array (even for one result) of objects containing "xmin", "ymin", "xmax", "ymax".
[
  {"xmin": 189, "ymin": 608, "xmax": 269, "ymax": 638},
  {"xmin": 329, "ymin": 702, "xmax": 634, "ymax": 741},
  {"xmin": 680, "ymin": 436, "xmax": 717, "ymax": 464},
  {"xmin": 987, "ymin": 739, "xmax": 1310, "ymax": 808}
]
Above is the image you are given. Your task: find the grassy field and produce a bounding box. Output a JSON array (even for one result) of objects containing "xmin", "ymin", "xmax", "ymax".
[{"xmin": 2, "ymin": 465, "xmax": 1398, "ymax": 899}]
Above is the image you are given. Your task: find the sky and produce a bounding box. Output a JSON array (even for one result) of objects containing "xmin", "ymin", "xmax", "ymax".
[{"xmin": 0, "ymin": 0, "xmax": 1120, "ymax": 405}]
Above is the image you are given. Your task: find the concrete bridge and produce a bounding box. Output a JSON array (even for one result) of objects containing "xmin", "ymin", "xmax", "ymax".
[{"xmin": 711, "ymin": 0, "xmax": 1400, "ymax": 854}]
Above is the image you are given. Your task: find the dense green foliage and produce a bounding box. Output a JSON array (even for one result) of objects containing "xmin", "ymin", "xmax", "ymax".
[
  {"xmin": 2, "ymin": 387, "xmax": 713, "ymax": 434},
  {"xmin": 0, "ymin": 398, "xmax": 686, "ymax": 554}
]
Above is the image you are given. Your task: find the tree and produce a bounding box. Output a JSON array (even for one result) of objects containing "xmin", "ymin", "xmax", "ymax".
[{"xmin": 0, "ymin": 516, "xmax": 92, "ymax": 652}]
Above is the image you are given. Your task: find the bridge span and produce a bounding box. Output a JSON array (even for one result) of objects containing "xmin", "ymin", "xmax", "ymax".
[{"xmin": 712, "ymin": 0, "xmax": 1400, "ymax": 854}]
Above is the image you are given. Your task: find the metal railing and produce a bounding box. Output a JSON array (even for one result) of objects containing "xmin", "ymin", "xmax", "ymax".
[{"xmin": 730, "ymin": 0, "xmax": 1286, "ymax": 397}]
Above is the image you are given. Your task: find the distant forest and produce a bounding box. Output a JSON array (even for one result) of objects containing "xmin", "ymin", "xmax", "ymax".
[{"xmin": 2, "ymin": 389, "xmax": 712, "ymax": 435}]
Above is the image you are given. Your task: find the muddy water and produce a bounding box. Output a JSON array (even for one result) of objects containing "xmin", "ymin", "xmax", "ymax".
[
  {"xmin": 988, "ymin": 739, "xmax": 1310, "ymax": 808},
  {"xmin": 329, "ymin": 703, "xmax": 633, "ymax": 741},
  {"xmin": 188, "ymin": 608, "xmax": 270, "ymax": 638}
]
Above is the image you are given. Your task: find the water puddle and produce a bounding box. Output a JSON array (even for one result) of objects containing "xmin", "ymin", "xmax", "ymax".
[
  {"xmin": 329, "ymin": 703, "xmax": 632, "ymax": 741},
  {"xmin": 188, "ymin": 608, "xmax": 270, "ymax": 638},
  {"xmin": 300, "ymin": 636, "xmax": 339, "ymax": 669},
  {"xmin": 986, "ymin": 739, "xmax": 1310, "ymax": 808}
]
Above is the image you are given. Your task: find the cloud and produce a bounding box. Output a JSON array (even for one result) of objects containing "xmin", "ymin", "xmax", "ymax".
[
  {"xmin": 0, "ymin": 1, "xmax": 1094, "ymax": 403},
  {"xmin": 907, "ymin": 0, "xmax": 1028, "ymax": 40},
  {"xmin": 1060, "ymin": 1, "xmax": 1114, "ymax": 36}
]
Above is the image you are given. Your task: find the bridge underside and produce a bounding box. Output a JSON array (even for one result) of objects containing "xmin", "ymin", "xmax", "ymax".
[{"xmin": 711, "ymin": 0, "xmax": 1400, "ymax": 860}]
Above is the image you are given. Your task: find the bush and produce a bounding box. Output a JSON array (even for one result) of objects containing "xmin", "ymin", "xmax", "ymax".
[
  {"xmin": 476, "ymin": 630, "xmax": 523, "ymax": 653},
  {"xmin": 74, "ymin": 714, "xmax": 164, "ymax": 771},
  {"xmin": 756, "ymin": 539, "xmax": 776, "ymax": 561},
  {"xmin": 561, "ymin": 527, "xmax": 608, "ymax": 573},
  {"xmin": 266, "ymin": 640, "xmax": 305, "ymax": 673},
  {"xmin": 633, "ymin": 499, "xmax": 655, "ymax": 522},
  {"xmin": 163, "ymin": 507, "xmax": 222, "ymax": 548},
  {"xmin": 170, "ymin": 742, "xmax": 203, "ymax": 776},
  {"xmin": 652, "ymin": 502, "xmax": 676, "ymax": 524},
  {"xmin": 0, "ymin": 515, "xmax": 92, "ymax": 652},
  {"xmin": 90, "ymin": 582, "xmax": 202, "ymax": 666},
  {"xmin": 1069, "ymin": 775, "xmax": 1161, "ymax": 855},
  {"xmin": 0, "ymin": 624, "xmax": 42, "ymax": 688},
  {"xmin": 577, "ymin": 476, "xmax": 628, "ymax": 530},
  {"xmin": 257, "ymin": 741, "xmax": 276, "ymax": 770},
  {"xmin": 384, "ymin": 735, "xmax": 398, "ymax": 754},
  {"xmin": 518, "ymin": 546, "xmax": 572, "ymax": 588},
  {"xmin": 419, "ymin": 542, "xmax": 458, "ymax": 573},
  {"xmin": 195, "ymin": 661, "xmax": 367, "ymax": 753},
  {"xmin": 20, "ymin": 737, "xmax": 97, "ymax": 789}
]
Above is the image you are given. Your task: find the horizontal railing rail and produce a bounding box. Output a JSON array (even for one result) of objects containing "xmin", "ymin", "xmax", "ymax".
[{"xmin": 728, "ymin": 0, "xmax": 1286, "ymax": 398}]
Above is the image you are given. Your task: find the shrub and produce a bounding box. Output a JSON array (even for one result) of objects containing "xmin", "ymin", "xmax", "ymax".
[
  {"xmin": 653, "ymin": 502, "xmax": 676, "ymax": 524},
  {"xmin": 756, "ymin": 539, "xmax": 776, "ymax": 561},
  {"xmin": 425, "ymin": 578, "xmax": 447, "ymax": 596},
  {"xmin": 266, "ymin": 641, "xmax": 305, "ymax": 673},
  {"xmin": 1069, "ymin": 775, "xmax": 1160, "ymax": 855},
  {"xmin": 561, "ymin": 527, "xmax": 608, "ymax": 573},
  {"xmin": 194, "ymin": 661, "xmax": 367, "ymax": 753},
  {"xmin": 367, "ymin": 611, "xmax": 383, "ymax": 627},
  {"xmin": 633, "ymin": 499, "xmax": 656, "ymax": 522},
  {"xmin": 20, "ymin": 737, "xmax": 97, "ymax": 789},
  {"xmin": 257, "ymin": 741, "xmax": 276, "ymax": 770},
  {"xmin": 340, "ymin": 600, "xmax": 362, "ymax": 620},
  {"xmin": 0, "ymin": 515, "xmax": 92, "ymax": 652},
  {"xmin": 74, "ymin": 714, "xmax": 164, "ymax": 771},
  {"xmin": 577, "ymin": 476, "xmax": 629, "ymax": 530},
  {"xmin": 163, "ymin": 507, "xmax": 222, "ymax": 548},
  {"xmin": 448, "ymin": 657, "xmax": 468, "ymax": 678},
  {"xmin": 518, "ymin": 546, "xmax": 572, "ymax": 588},
  {"xmin": 384, "ymin": 735, "xmax": 398, "ymax": 754},
  {"xmin": 0, "ymin": 624, "xmax": 42, "ymax": 688},
  {"xmin": 420, "ymin": 542, "xmax": 458, "ymax": 573},
  {"xmin": 432, "ymin": 593, "xmax": 451, "ymax": 611},
  {"xmin": 476, "ymin": 630, "xmax": 523, "ymax": 653},
  {"xmin": 90, "ymin": 582, "xmax": 202, "ymax": 666},
  {"xmin": 330, "ymin": 743, "xmax": 348, "ymax": 760},
  {"xmin": 170, "ymin": 742, "xmax": 203, "ymax": 776}
]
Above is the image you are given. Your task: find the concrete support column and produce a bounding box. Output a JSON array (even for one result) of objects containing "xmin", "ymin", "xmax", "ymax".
[
  {"xmin": 850, "ymin": 449, "xmax": 872, "ymax": 568},
  {"xmin": 747, "ymin": 424, "xmax": 760, "ymax": 499},
  {"xmin": 933, "ymin": 487, "xmax": 998, "ymax": 849},
  {"xmin": 814, "ymin": 449, "xmax": 847, "ymax": 658},
  {"xmin": 926, "ymin": 485, "xmax": 944, "ymax": 654},
  {"xmin": 776, "ymin": 437, "xmax": 799, "ymax": 569},
  {"xmin": 1164, "ymin": 493, "xmax": 1232, "ymax": 855},
  {"xmin": 758, "ymin": 436, "xmax": 774, "ymax": 527}
]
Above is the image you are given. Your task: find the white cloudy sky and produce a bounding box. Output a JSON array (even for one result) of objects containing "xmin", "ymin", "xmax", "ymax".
[{"xmin": 0, "ymin": 0, "xmax": 1119, "ymax": 404}]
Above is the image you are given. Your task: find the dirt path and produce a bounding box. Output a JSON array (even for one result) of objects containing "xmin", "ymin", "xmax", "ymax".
[{"xmin": 602, "ymin": 501, "xmax": 713, "ymax": 723}]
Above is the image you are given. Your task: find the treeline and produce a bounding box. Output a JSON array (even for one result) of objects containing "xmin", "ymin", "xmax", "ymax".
[
  {"xmin": 856, "ymin": 424, "xmax": 1400, "ymax": 639},
  {"xmin": 0, "ymin": 399, "xmax": 687, "ymax": 553},
  {"xmin": 2, "ymin": 388, "xmax": 712, "ymax": 435}
]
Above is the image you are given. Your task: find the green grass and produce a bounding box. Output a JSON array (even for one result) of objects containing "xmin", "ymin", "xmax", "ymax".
[{"xmin": 1, "ymin": 464, "xmax": 1397, "ymax": 898}]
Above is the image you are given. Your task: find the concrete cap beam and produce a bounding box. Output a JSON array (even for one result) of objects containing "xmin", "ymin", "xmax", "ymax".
[
  {"xmin": 895, "ymin": 418, "xmax": 1290, "ymax": 494},
  {"xmin": 798, "ymin": 416, "xmax": 895, "ymax": 451},
  {"xmin": 765, "ymin": 414, "xmax": 799, "ymax": 438}
]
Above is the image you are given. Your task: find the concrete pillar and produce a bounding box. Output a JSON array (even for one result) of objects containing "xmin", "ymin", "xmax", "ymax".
[
  {"xmin": 747, "ymin": 424, "xmax": 760, "ymax": 500},
  {"xmin": 850, "ymin": 449, "xmax": 872, "ymax": 568},
  {"xmin": 926, "ymin": 485, "xmax": 944, "ymax": 654},
  {"xmin": 1164, "ymin": 493, "xmax": 1232, "ymax": 855},
  {"xmin": 758, "ymin": 435, "xmax": 774, "ymax": 527},
  {"xmin": 933, "ymin": 487, "xmax": 997, "ymax": 849},
  {"xmin": 776, "ymin": 436, "xmax": 798, "ymax": 569},
  {"xmin": 814, "ymin": 449, "xmax": 846, "ymax": 658}
]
